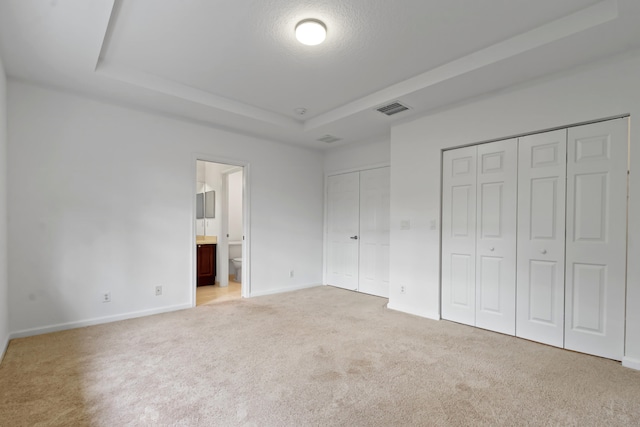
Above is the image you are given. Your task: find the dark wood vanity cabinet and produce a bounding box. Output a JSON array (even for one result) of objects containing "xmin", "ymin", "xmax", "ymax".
[{"xmin": 197, "ymin": 244, "xmax": 216, "ymax": 286}]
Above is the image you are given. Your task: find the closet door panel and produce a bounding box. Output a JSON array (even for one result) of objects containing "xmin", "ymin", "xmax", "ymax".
[
  {"xmin": 516, "ymin": 130, "xmax": 567, "ymax": 347},
  {"xmin": 475, "ymin": 139, "xmax": 517, "ymax": 335},
  {"xmin": 565, "ymin": 119, "xmax": 628, "ymax": 360},
  {"xmin": 358, "ymin": 167, "xmax": 390, "ymax": 298},
  {"xmin": 326, "ymin": 172, "xmax": 360, "ymax": 290},
  {"xmin": 442, "ymin": 146, "xmax": 477, "ymax": 326}
]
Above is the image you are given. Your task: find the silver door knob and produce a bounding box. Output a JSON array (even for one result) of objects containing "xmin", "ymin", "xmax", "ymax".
[
  {"xmin": 350, "ymin": 236, "xmax": 358, "ymax": 240},
  {"xmin": 541, "ymin": 249, "xmax": 547, "ymax": 254},
  {"xmin": 489, "ymin": 247, "xmax": 495, "ymax": 251}
]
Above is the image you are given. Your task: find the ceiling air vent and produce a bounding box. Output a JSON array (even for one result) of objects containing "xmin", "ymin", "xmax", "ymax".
[
  {"xmin": 376, "ymin": 101, "xmax": 410, "ymax": 116},
  {"xmin": 317, "ymin": 135, "xmax": 342, "ymax": 144}
]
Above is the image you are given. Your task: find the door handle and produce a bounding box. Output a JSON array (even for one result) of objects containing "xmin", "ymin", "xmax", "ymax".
[
  {"xmin": 350, "ymin": 236, "xmax": 359, "ymax": 240},
  {"xmin": 489, "ymin": 247, "xmax": 495, "ymax": 252},
  {"xmin": 541, "ymin": 249, "xmax": 547, "ymax": 254}
]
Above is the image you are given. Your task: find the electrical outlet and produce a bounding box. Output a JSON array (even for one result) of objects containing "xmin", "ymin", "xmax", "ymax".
[
  {"xmin": 289, "ymin": 270, "xmax": 294, "ymax": 278},
  {"xmin": 103, "ymin": 292, "xmax": 111, "ymax": 303},
  {"xmin": 155, "ymin": 285, "xmax": 162, "ymax": 296},
  {"xmin": 400, "ymin": 286, "xmax": 406, "ymax": 294}
]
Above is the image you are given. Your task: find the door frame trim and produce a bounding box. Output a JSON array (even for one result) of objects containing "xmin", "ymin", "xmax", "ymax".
[{"xmin": 192, "ymin": 153, "xmax": 251, "ymax": 306}]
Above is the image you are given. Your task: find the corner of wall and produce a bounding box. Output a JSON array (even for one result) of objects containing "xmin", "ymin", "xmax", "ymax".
[
  {"xmin": 622, "ymin": 357, "xmax": 640, "ymax": 371},
  {"xmin": 0, "ymin": 53, "xmax": 9, "ymax": 364},
  {"xmin": 387, "ymin": 302, "xmax": 440, "ymax": 321}
]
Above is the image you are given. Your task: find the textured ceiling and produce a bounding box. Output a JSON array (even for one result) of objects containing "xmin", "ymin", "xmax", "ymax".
[
  {"xmin": 1, "ymin": 0, "xmax": 640, "ymax": 148},
  {"xmin": 101, "ymin": 0, "xmax": 597, "ymax": 119}
]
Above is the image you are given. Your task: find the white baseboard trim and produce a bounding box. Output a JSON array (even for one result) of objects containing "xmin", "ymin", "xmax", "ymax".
[
  {"xmin": 0, "ymin": 333, "xmax": 9, "ymax": 365},
  {"xmin": 387, "ymin": 302, "xmax": 440, "ymax": 320},
  {"xmin": 249, "ymin": 283, "xmax": 321, "ymax": 298},
  {"xmin": 9, "ymin": 303, "xmax": 192, "ymax": 340},
  {"xmin": 622, "ymin": 356, "xmax": 640, "ymax": 371}
]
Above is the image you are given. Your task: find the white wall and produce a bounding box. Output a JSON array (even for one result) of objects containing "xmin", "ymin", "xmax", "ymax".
[
  {"xmin": 0, "ymin": 53, "xmax": 9, "ymax": 359},
  {"xmin": 228, "ymin": 170, "xmax": 243, "ymax": 242},
  {"xmin": 204, "ymin": 162, "xmax": 223, "ymax": 238},
  {"xmin": 388, "ymin": 49, "xmax": 640, "ymax": 369},
  {"xmin": 324, "ymin": 135, "xmax": 390, "ymax": 175},
  {"xmin": 7, "ymin": 81, "xmax": 324, "ymax": 336},
  {"xmin": 196, "ymin": 160, "xmax": 225, "ymax": 238},
  {"xmin": 195, "ymin": 161, "xmax": 206, "ymax": 235},
  {"xmin": 228, "ymin": 170, "xmax": 244, "ymax": 269}
]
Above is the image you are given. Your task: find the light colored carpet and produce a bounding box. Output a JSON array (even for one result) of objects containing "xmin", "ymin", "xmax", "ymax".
[{"xmin": 1, "ymin": 286, "xmax": 640, "ymax": 426}]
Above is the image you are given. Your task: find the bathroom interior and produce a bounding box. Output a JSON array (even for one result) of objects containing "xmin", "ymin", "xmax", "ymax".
[{"xmin": 195, "ymin": 160, "xmax": 244, "ymax": 305}]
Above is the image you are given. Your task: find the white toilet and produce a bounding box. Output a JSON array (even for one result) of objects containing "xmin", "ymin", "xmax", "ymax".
[
  {"xmin": 229, "ymin": 241, "xmax": 242, "ymax": 282},
  {"xmin": 231, "ymin": 258, "xmax": 242, "ymax": 282}
]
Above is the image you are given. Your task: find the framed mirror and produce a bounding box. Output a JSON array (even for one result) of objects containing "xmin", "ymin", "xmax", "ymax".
[{"xmin": 196, "ymin": 160, "xmax": 222, "ymax": 237}]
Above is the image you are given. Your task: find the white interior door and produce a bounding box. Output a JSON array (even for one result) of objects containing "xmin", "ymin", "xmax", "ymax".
[
  {"xmin": 516, "ymin": 130, "xmax": 567, "ymax": 347},
  {"xmin": 565, "ymin": 118, "xmax": 628, "ymax": 360},
  {"xmin": 475, "ymin": 139, "xmax": 518, "ymax": 335},
  {"xmin": 358, "ymin": 167, "xmax": 390, "ymax": 297},
  {"xmin": 441, "ymin": 146, "xmax": 477, "ymax": 327},
  {"xmin": 327, "ymin": 172, "xmax": 360, "ymax": 290}
]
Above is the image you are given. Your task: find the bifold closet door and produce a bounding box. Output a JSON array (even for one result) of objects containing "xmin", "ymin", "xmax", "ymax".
[
  {"xmin": 442, "ymin": 119, "xmax": 627, "ymax": 358},
  {"xmin": 516, "ymin": 130, "xmax": 567, "ymax": 347},
  {"xmin": 475, "ymin": 139, "xmax": 518, "ymax": 335},
  {"xmin": 442, "ymin": 141, "xmax": 517, "ymax": 334},
  {"xmin": 358, "ymin": 167, "xmax": 391, "ymax": 298},
  {"xmin": 442, "ymin": 146, "xmax": 477, "ymax": 327},
  {"xmin": 565, "ymin": 119, "xmax": 628, "ymax": 360},
  {"xmin": 327, "ymin": 172, "xmax": 360, "ymax": 290}
]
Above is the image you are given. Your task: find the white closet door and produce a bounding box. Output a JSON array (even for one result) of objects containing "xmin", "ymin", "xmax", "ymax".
[
  {"xmin": 442, "ymin": 146, "xmax": 477, "ymax": 326},
  {"xmin": 565, "ymin": 119, "xmax": 628, "ymax": 360},
  {"xmin": 475, "ymin": 139, "xmax": 518, "ymax": 335},
  {"xmin": 358, "ymin": 167, "xmax": 390, "ymax": 297},
  {"xmin": 327, "ymin": 172, "xmax": 360, "ymax": 290},
  {"xmin": 516, "ymin": 130, "xmax": 567, "ymax": 347}
]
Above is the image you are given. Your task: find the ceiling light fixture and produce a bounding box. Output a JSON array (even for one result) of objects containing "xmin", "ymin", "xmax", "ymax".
[{"xmin": 295, "ymin": 19, "xmax": 327, "ymax": 46}]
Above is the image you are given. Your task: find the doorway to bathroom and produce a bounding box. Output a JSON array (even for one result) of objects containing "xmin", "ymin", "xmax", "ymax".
[{"xmin": 194, "ymin": 159, "xmax": 246, "ymax": 306}]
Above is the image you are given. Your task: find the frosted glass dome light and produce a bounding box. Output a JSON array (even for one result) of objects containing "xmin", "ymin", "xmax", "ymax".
[{"xmin": 295, "ymin": 19, "xmax": 327, "ymax": 46}]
